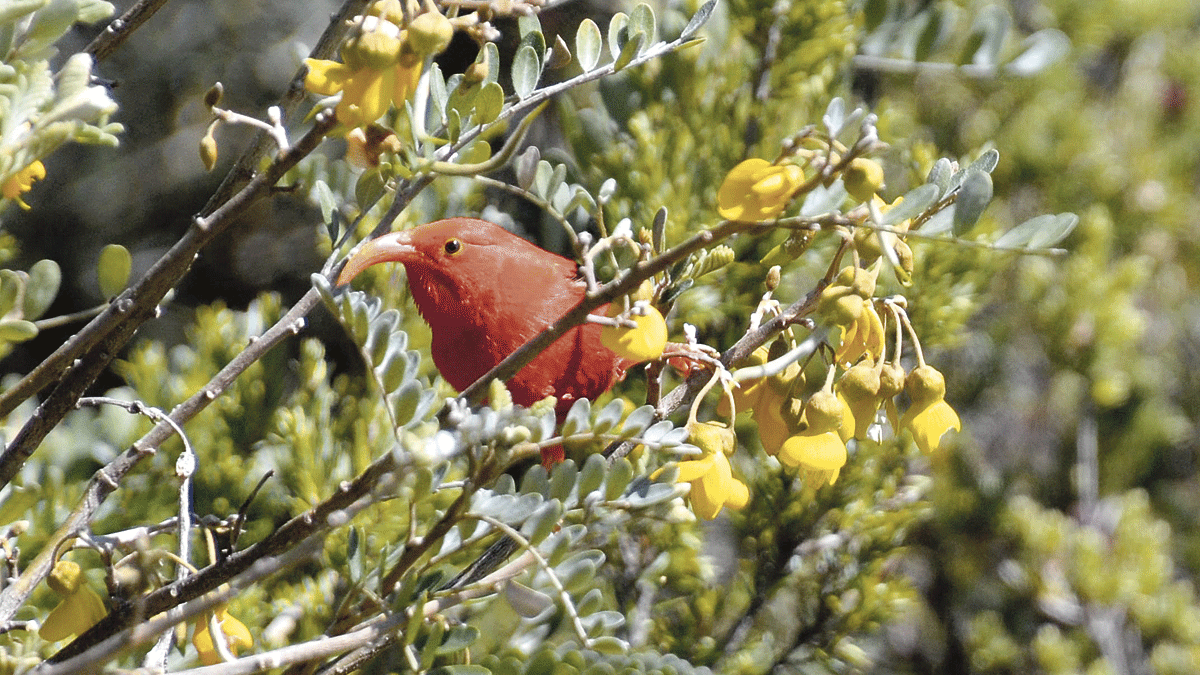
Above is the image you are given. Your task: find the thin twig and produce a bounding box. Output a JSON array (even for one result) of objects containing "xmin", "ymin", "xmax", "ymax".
[{"xmin": 85, "ymin": 0, "xmax": 173, "ymax": 62}]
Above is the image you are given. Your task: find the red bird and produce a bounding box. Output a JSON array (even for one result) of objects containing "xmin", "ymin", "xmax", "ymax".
[{"xmin": 337, "ymin": 218, "xmax": 632, "ymax": 461}]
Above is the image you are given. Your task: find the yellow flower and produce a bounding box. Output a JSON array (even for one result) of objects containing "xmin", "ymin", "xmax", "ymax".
[
  {"xmin": 305, "ymin": 56, "xmax": 421, "ymax": 129},
  {"xmin": 656, "ymin": 450, "xmax": 749, "ymax": 520},
  {"xmin": 834, "ymin": 298, "xmax": 884, "ymax": 366},
  {"xmin": 778, "ymin": 389, "xmax": 847, "ymax": 485},
  {"xmin": 193, "ymin": 606, "xmax": 254, "ymax": 665},
  {"xmin": 3, "ymin": 160, "xmax": 46, "ymax": 210},
  {"xmin": 717, "ymin": 158, "xmax": 805, "ymax": 221},
  {"xmin": 38, "ymin": 560, "xmax": 107, "ymax": 642},
  {"xmin": 779, "ymin": 428, "xmax": 847, "ymax": 486},
  {"xmin": 600, "ymin": 302, "xmax": 668, "ymax": 363},
  {"xmin": 835, "ymin": 360, "xmax": 882, "ymax": 441},
  {"xmin": 899, "ymin": 365, "xmax": 961, "ymax": 453}
]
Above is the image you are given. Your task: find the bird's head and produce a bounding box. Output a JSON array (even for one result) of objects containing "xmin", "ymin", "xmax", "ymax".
[
  {"xmin": 336, "ymin": 218, "xmax": 577, "ymax": 326},
  {"xmin": 337, "ymin": 217, "xmax": 521, "ymax": 287}
]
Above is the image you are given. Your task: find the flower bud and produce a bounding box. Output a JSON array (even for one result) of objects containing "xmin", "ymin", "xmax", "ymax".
[
  {"xmin": 803, "ymin": 390, "xmax": 843, "ymax": 434},
  {"xmin": 407, "ymin": 10, "xmax": 454, "ymax": 57},
  {"xmin": 843, "ymin": 157, "xmax": 885, "ymax": 202},
  {"xmin": 877, "ymin": 361, "xmax": 906, "ymax": 399},
  {"xmin": 47, "ymin": 560, "xmax": 83, "ymax": 596},
  {"xmin": 688, "ymin": 421, "xmax": 736, "ymax": 456},
  {"xmin": 905, "ymin": 364, "xmax": 946, "ymax": 405},
  {"xmin": 199, "ymin": 131, "xmax": 218, "ymax": 172}
]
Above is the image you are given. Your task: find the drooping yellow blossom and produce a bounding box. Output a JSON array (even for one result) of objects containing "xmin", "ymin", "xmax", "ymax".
[
  {"xmin": 193, "ymin": 606, "xmax": 254, "ymax": 665},
  {"xmin": 657, "ymin": 450, "xmax": 749, "ymax": 520},
  {"xmin": 835, "ymin": 298, "xmax": 885, "ymax": 366},
  {"xmin": 38, "ymin": 560, "xmax": 107, "ymax": 642},
  {"xmin": 600, "ymin": 302, "xmax": 668, "ymax": 363},
  {"xmin": 835, "ymin": 359, "xmax": 882, "ymax": 441},
  {"xmin": 717, "ymin": 158, "xmax": 805, "ymax": 222},
  {"xmin": 779, "ymin": 389, "xmax": 847, "ymax": 486},
  {"xmin": 305, "ymin": 55, "xmax": 421, "ymax": 129},
  {"xmin": 3, "ymin": 160, "xmax": 46, "ymax": 210},
  {"xmin": 900, "ymin": 364, "xmax": 960, "ymax": 454},
  {"xmin": 305, "ymin": 2, "xmax": 453, "ymax": 128},
  {"xmin": 717, "ymin": 344, "xmax": 771, "ymax": 417}
]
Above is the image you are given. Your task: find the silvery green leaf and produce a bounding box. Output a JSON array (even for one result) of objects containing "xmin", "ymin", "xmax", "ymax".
[
  {"xmin": 590, "ymin": 636, "xmax": 629, "ymax": 655},
  {"xmin": 533, "ymin": 160, "xmax": 554, "ymax": 198},
  {"xmin": 546, "ymin": 34, "xmax": 572, "ymax": 70},
  {"xmin": 493, "ymin": 473, "xmax": 516, "ymax": 495},
  {"xmin": 505, "ymin": 581, "xmax": 554, "ymax": 618},
  {"xmin": 952, "ymin": 169, "xmax": 993, "ymax": 233},
  {"xmin": 1005, "ymin": 28, "xmax": 1070, "ymax": 76},
  {"xmin": 438, "ymin": 625, "xmax": 481, "ymax": 655},
  {"xmin": 620, "ymin": 405, "xmax": 655, "ymax": 437},
  {"xmin": 607, "ymin": 13, "xmax": 629, "ymax": 61},
  {"xmin": 519, "ymin": 28, "xmax": 547, "ymax": 70},
  {"xmin": 822, "ymin": 98, "xmax": 845, "ymax": 137},
  {"xmin": 561, "ymin": 398, "xmax": 591, "ymax": 437},
  {"xmin": 536, "ymin": 406, "xmax": 556, "ymax": 442},
  {"xmin": 312, "ymin": 273, "xmax": 335, "ymax": 306},
  {"xmin": 658, "ymin": 426, "xmax": 690, "ymax": 447},
  {"xmin": 577, "ymin": 587, "xmax": 604, "ymax": 615},
  {"xmin": 578, "ymin": 453, "xmax": 606, "ymax": 497},
  {"xmin": 516, "ymin": 146, "xmax": 540, "ymax": 191},
  {"xmin": 475, "ymin": 81, "xmax": 503, "ymax": 125},
  {"xmin": 576, "ymin": 18, "xmax": 602, "ymax": 72},
  {"xmin": 612, "ymin": 32, "xmax": 644, "ymax": 72},
  {"xmin": 641, "ymin": 420, "xmax": 674, "ymax": 445},
  {"xmin": 882, "ymin": 184, "xmax": 940, "ymax": 227},
  {"xmin": 0, "ymin": 320, "xmax": 37, "ymax": 343},
  {"xmin": 565, "ymin": 186, "xmax": 597, "ymax": 217},
  {"xmin": 927, "ymin": 157, "xmax": 953, "ymax": 198},
  {"xmin": 800, "ymin": 183, "xmax": 847, "ymax": 217},
  {"xmin": 919, "ymin": 206, "xmax": 955, "ymax": 236},
  {"xmin": 551, "ymin": 181, "xmax": 572, "ymax": 214},
  {"xmin": 97, "ymin": 243, "xmax": 131, "ymax": 298},
  {"xmin": 521, "ymin": 499, "xmax": 563, "ymax": 545},
  {"xmin": 548, "ymin": 460, "xmax": 578, "ymax": 502},
  {"xmin": 604, "ymin": 457, "xmax": 633, "ymax": 501},
  {"xmin": 313, "ymin": 180, "xmax": 337, "ymax": 226},
  {"xmin": 592, "ymin": 398, "xmax": 626, "ymax": 435},
  {"xmin": 547, "ymin": 163, "xmax": 567, "ymax": 206},
  {"xmin": 391, "ymin": 380, "xmax": 423, "ymax": 427},
  {"xmin": 22, "ymin": 259, "xmax": 60, "ymax": 321},
  {"xmin": 969, "ymin": 4, "xmax": 1011, "ymax": 68},
  {"xmin": 520, "ymin": 463, "xmax": 550, "ymax": 495},
  {"xmin": 512, "ymin": 45, "xmax": 541, "ymax": 99},
  {"xmin": 1028, "ymin": 213, "xmax": 1078, "ymax": 248},
  {"xmin": 968, "ymin": 148, "xmax": 1000, "ymax": 174},
  {"xmin": 580, "ymin": 610, "xmax": 626, "ymax": 633},
  {"xmin": 0, "ymin": 1, "xmax": 48, "ymax": 25},
  {"xmin": 624, "ymin": 481, "xmax": 679, "ymax": 507},
  {"xmin": 518, "ymin": 13, "xmax": 541, "ymax": 39},
  {"xmin": 557, "ymin": 550, "xmax": 604, "ymax": 589},
  {"xmin": 428, "ymin": 63, "xmax": 447, "ymax": 125},
  {"xmin": 629, "ymin": 3, "xmax": 656, "ymax": 50},
  {"xmin": 482, "ymin": 42, "xmax": 500, "ymax": 85},
  {"xmin": 680, "ymin": 0, "xmax": 717, "ymax": 39}
]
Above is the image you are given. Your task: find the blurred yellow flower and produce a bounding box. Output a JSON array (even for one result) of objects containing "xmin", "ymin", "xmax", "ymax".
[
  {"xmin": 656, "ymin": 450, "xmax": 749, "ymax": 520},
  {"xmin": 717, "ymin": 159, "xmax": 804, "ymax": 221},
  {"xmin": 900, "ymin": 365, "xmax": 960, "ymax": 453},
  {"xmin": 38, "ymin": 560, "xmax": 106, "ymax": 642},
  {"xmin": 3, "ymin": 160, "xmax": 46, "ymax": 210},
  {"xmin": 600, "ymin": 303, "xmax": 668, "ymax": 363},
  {"xmin": 193, "ymin": 606, "xmax": 254, "ymax": 665},
  {"xmin": 779, "ymin": 388, "xmax": 847, "ymax": 486},
  {"xmin": 305, "ymin": 56, "xmax": 421, "ymax": 129}
]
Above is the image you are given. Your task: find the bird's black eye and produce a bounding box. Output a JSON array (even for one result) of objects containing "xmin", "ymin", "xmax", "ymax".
[{"xmin": 444, "ymin": 238, "xmax": 463, "ymax": 255}]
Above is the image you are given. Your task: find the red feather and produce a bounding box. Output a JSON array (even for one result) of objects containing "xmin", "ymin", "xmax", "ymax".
[{"xmin": 338, "ymin": 218, "xmax": 630, "ymax": 463}]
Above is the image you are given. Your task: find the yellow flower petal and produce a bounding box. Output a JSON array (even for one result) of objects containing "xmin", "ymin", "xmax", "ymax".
[
  {"xmin": 779, "ymin": 430, "xmax": 847, "ymax": 476},
  {"xmin": 3, "ymin": 160, "xmax": 46, "ymax": 210},
  {"xmin": 717, "ymin": 159, "xmax": 803, "ymax": 222},
  {"xmin": 901, "ymin": 398, "xmax": 961, "ymax": 454},
  {"xmin": 303, "ymin": 59, "xmax": 353, "ymax": 96},
  {"xmin": 193, "ymin": 607, "xmax": 254, "ymax": 665},
  {"xmin": 393, "ymin": 60, "xmax": 423, "ymax": 107},
  {"xmin": 600, "ymin": 304, "xmax": 668, "ymax": 362},
  {"xmin": 39, "ymin": 586, "xmax": 106, "ymax": 642},
  {"xmin": 671, "ymin": 452, "xmax": 717, "ymax": 483}
]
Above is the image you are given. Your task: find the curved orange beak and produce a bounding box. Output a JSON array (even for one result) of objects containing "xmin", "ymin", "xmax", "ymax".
[{"xmin": 336, "ymin": 231, "xmax": 417, "ymax": 287}]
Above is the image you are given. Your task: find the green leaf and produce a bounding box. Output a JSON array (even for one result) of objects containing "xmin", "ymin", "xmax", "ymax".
[
  {"xmin": 576, "ymin": 18, "xmax": 602, "ymax": 72},
  {"xmin": 391, "ymin": 380, "xmax": 424, "ymax": 427},
  {"xmin": 0, "ymin": 319, "xmax": 37, "ymax": 342},
  {"xmin": 548, "ymin": 460, "xmax": 578, "ymax": 502},
  {"xmin": 612, "ymin": 32, "xmax": 644, "ymax": 72},
  {"xmin": 681, "ymin": 0, "xmax": 717, "ymax": 39},
  {"xmin": 97, "ymin": 243, "xmax": 132, "ymax": 298},
  {"xmin": 914, "ymin": 7, "xmax": 944, "ymax": 62},
  {"xmin": 474, "ymin": 81, "xmax": 503, "ymax": 125},
  {"xmin": 516, "ymin": 146, "xmax": 540, "ymax": 191},
  {"xmin": 512, "ymin": 45, "xmax": 541, "ymax": 99},
  {"xmin": 994, "ymin": 213, "xmax": 1078, "ymax": 249},
  {"xmin": 561, "ymin": 398, "xmax": 591, "ymax": 437},
  {"xmin": 313, "ymin": 180, "xmax": 337, "ymax": 226},
  {"xmin": 592, "ymin": 398, "xmax": 626, "ymax": 435},
  {"xmin": 952, "ymin": 169, "xmax": 993, "ymax": 233},
  {"xmin": 518, "ymin": 13, "xmax": 541, "ymax": 39},
  {"xmin": 882, "ymin": 184, "xmax": 940, "ymax": 227},
  {"xmin": 629, "ymin": 3, "xmax": 656, "ymax": 51},
  {"xmin": 521, "ymin": 499, "xmax": 564, "ymax": 545},
  {"xmin": 607, "ymin": 12, "xmax": 629, "ymax": 62},
  {"xmin": 620, "ymin": 405, "xmax": 655, "ymax": 437},
  {"xmin": 968, "ymin": 4, "xmax": 1011, "ymax": 68},
  {"xmin": 482, "ymin": 42, "xmax": 500, "ymax": 85},
  {"xmin": 428, "ymin": 63, "xmax": 448, "ymax": 125},
  {"xmin": 430, "ymin": 666, "xmax": 492, "ymax": 675},
  {"xmin": 577, "ymin": 453, "xmax": 606, "ymax": 497},
  {"xmin": 604, "ymin": 458, "xmax": 633, "ymax": 501},
  {"xmin": 927, "ymin": 157, "xmax": 953, "ymax": 198},
  {"xmin": 354, "ymin": 168, "xmax": 387, "ymax": 211},
  {"xmin": 21, "ymin": 269, "xmax": 60, "ymax": 318},
  {"xmin": 0, "ymin": 270, "xmax": 21, "ymax": 318},
  {"xmin": 1005, "ymin": 29, "xmax": 1070, "ymax": 76},
  {"xmin": 519, "ymin": 28, "xmax": 547, "ymax": 69}
]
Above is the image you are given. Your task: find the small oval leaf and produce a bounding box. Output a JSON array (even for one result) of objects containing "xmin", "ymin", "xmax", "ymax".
[
  {"xmin": 97, "ymin": 244, "xmax": 132, "ymax": 299},
  {"xmin": 576, "ymin": 18, "xmax": 602, "ymax": 72},
  {"xmin": 952, "ymin": 169, "xmax": 993, "ymax": 233},
  {"xmin": 22, "ymin": 259, "xmax": 60, "ymax": 321},
  {"xmin": 512, "ymin": 45, "xmax": 541, "ymax": 99}
]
